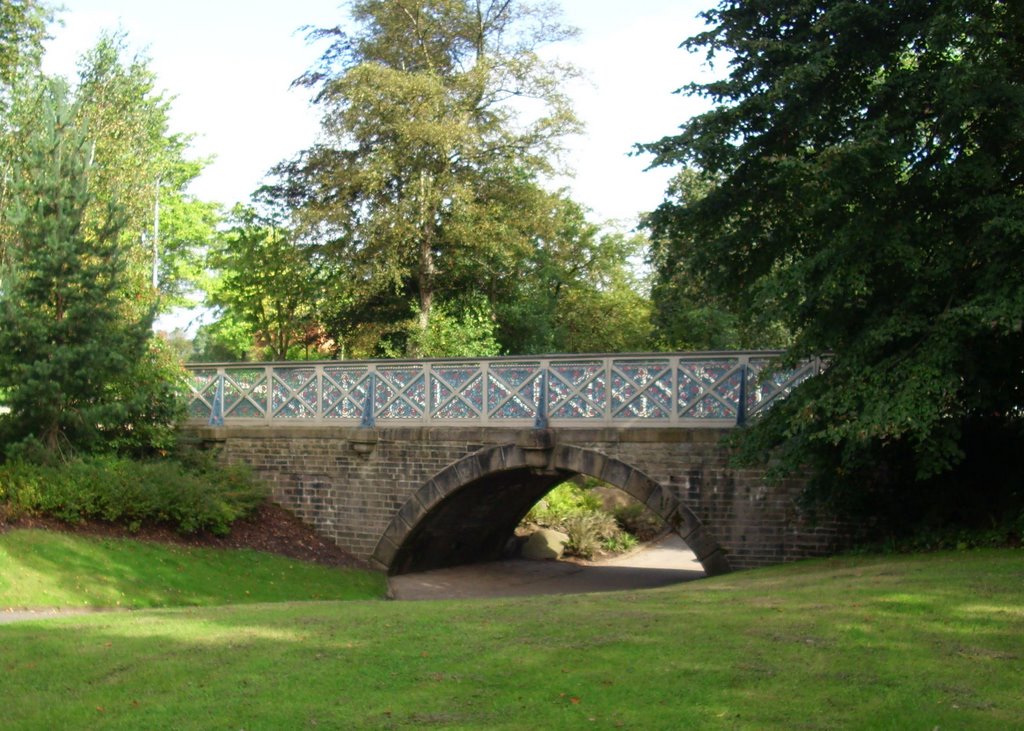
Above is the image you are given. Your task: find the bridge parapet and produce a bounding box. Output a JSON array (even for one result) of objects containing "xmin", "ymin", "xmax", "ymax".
[{"xmin": 185, "ymin": 351, "xmax": 820, "ymax": 429}]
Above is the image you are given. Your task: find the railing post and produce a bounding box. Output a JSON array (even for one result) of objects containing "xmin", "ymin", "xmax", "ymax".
[
  {"xmin": 266, "ymin": 365, "xmax": 273, "ymax": 425},
  {"xmin": 209, "ymin": 373, "xmax": 225, "ymax": 427},
  {"xmin": 736, "ymin": 362, "xmax": 748, "ymax": 427},
  {"xmin": 361, "ymin": 372, "xmax": 377, "ymax": 428},
  {"xmin": 534, "ymin": 368, "xmax": 548, "ymax": 429}
]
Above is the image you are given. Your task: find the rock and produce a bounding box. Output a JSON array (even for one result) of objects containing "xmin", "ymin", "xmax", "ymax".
[{"xmin": 521, "ymin": 528, "xmax": 569, "ymax": 560}]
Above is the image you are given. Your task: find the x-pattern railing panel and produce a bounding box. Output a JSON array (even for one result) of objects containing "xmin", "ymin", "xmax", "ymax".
[
  {"xmin": 611, "ymin": 358, "xmax": 674, "ymax": 419},
  {"xmin": 430, "ymin": 363, "xmax": 485, "ymax": 420},
  {"xmin": 487, "ymin": 361, "xmax": 543, "ymax": 420},
  {"xmin": 677, "ymin": 358, "xmax": 744, "ymax": 420},
  {"xmin": 547, "ymin": 360, "xmax": 605, "ymax": 419},
  {"xmin": 746, "ymin": 358, "xmax": 818, "ymax": 416},
  {"xmin": 184, "ymin": 352, "xmax": 820, "ymax": 428}
]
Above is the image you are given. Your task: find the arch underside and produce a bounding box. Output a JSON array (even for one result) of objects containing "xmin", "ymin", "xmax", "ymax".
[{"xmin": 372, "ymin": 441, "xmax": 732, "ymax": 578}]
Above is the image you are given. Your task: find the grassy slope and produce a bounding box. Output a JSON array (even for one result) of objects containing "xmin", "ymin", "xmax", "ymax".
[
  {"xmin": 2, "ymin": 549, "xmax": 1022, "ymax": 729},
  {"xmin": 0, "ymin": 529, "xmax": 386, "ymax": 609}
]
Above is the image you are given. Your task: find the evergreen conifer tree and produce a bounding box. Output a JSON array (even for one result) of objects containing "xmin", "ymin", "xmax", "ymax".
[{"xmin": 0, "ymin": 81, "xmax": 150, "ymax": 458}]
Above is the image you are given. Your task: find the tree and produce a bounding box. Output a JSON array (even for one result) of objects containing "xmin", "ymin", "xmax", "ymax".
[
  {"xmin": 0, "ymin": 80, "xmax": 152, "ymax": 456},
  {"xmin": 0, "ymin": 0, "xmax": 50, "ymax": 96},
  {"xmin": 274, "ymin": 0, "xmax": 581, "ymax": 354},
  {"xmin": 645, "ymin": 169, "xmax": 790, "ymax": 350},
  {"xmin": 72, "ymin": 32, "xmax": 217, "ymax": 313},
  {"xmin": 206, "ymin": 204, "xmax": 329, "ymax": 361},
  {"xmin": 494, "ymin": 195, "xmax": 654, "ymax": 354},
  {"xmin": 0, "ymin": 0, "xmax": 53, "ymax": 279},
  {"xmin": 641, "ymin": 0, "xmax": 1024, "ymax": 531}
]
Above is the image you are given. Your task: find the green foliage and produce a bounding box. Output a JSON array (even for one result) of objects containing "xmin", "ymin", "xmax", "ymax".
[
  {"xmin": 601, "ymin": 530, "xmax": 638, "ymax": 554},
  {"xmin": 72, "ymin": 31, "xmax": 216, "ymax": 313},
  {"xmin": 614, "ymin": 503, "xmax": 665, "ymax": 542},
  {"xmin": 523, "ymin": 481, "xmax": 635, "ymax": 558},
  {"xmin": 0, "ymin": 79, "xmax": 152, "ymax": 457},
  {"xmin": 205, "ymin": 203, "xmax": 328, "ymax": 360},
  {"xmin": 0, "ymin": 454, "xmax": 267, "ymax": 536},
  {"xmin": 646, "ymin": 169, "xmax": 791, "ymax": 350},
  {"xmin": 562, "ymin": 510, "xmax": 621, "ymax": 560},
  {"xmin": 191, "ymin": 311, "xmax": 256, "ymax": 362},
  {"xmin": 641, "ymin": 0, "xmax": 1024, "ymax": 531},
  {"xmin": 494, "ymin": 198, "xmax": 654, "ymax": 354},
  {"xmin": 523, "ymin": 481, "xmax": 601, "ymax": 526},
  {"xmin": 405, "ymin": 296, "xmax": 501, "ymax": 358},
  {"xmin": 101, "ymin": 337, "xmax": 189, "ymax": 456},
  {"xmin": 276, "ymin": 1, "xmax": 583, "ymax": 355},
  {"xmin": 0, "ymin": 0, "xmax": 50, "ymax": 94}
]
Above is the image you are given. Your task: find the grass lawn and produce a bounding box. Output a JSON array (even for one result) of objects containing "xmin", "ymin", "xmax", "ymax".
[
  {"xmin": 0, "ymin": 529, "xmax": 386, "ymax": 608},
  {"xmin": 1, "ymin": 548, "xmax": 1022, "ymax": 729}
]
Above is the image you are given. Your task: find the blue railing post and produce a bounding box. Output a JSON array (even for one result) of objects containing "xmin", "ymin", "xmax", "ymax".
[
  {"xmin": 360, "ymin": 373, "xmax": 377, "ymax": 428},
  {"xmin": 534, "ymin": 369, "xmax": 548, "ymax": 429},
  {"xmin": 736, "ymin": 363, "xmax": 747, "ymax": 427},
  {"xmin": 209, "ymin": 373, "xmax": 225, "ymax": 427}
]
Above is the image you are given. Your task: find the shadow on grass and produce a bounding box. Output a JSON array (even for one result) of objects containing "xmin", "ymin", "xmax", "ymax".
[{"xmin": 2, "ymin": 549, "xmax": 1022, "ymax": 729}]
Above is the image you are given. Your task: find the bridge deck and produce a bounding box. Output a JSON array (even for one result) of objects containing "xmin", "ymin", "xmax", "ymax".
[{"xmin": 185, "ymin": 351, "xmax": 819, "ymax": 429}]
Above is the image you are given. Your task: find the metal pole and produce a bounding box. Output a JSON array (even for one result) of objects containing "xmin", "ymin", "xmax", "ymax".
[
  {"xmin": 151, "ymin": 177, "xmax": 160, "ymax": 290},
  {"xmin": 736, "ymin": 363, "xmax": 747, "ymax": 427},
  {"xmin": 534, "ymin": 369, "xmax": 548, "ymax": 429},
  {"xmin": 361, "ymin": 373, "xmax": 377, "ymax": 428}
]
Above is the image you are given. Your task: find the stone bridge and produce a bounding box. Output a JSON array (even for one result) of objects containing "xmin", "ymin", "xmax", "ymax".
[{"xmin": 184, "ymin": 352, "xmax": 843, "ymax": 575}]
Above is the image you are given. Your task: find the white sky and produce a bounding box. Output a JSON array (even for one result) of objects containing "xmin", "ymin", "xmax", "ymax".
[{"xmin": 42, "ymin": 0, "xmax": 716, "ymax": 226}]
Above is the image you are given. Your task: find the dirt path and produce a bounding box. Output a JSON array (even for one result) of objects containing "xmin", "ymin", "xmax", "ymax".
[
  {"xmin": 0, "ymin": 607, "xmax": 121, "ymax": 625},
  {"xmin": 387, "ymin": 533, "xmax": 705, "ymax": 600}
]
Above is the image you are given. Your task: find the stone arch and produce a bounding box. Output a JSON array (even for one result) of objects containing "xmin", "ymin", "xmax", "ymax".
[{"xmin": 370, "ymin": 439, "xmax": 732, "ymax": 577}]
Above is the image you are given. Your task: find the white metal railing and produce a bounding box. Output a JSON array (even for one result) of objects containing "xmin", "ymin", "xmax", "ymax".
[{"xmin": 184, "ymin": 352, "xmax": 821, "ymax": 429}]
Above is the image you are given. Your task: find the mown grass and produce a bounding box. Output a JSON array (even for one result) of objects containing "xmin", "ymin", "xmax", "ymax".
[
  {"xmin": 0, "ymin": 529, "xmax": 386, "ymax": 609},
  {"xmin": 2, "ymin": 549, "xmax": 1022, "ymax": 729}
]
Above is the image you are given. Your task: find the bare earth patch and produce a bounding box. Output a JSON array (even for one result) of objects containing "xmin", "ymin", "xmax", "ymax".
[{"xmin": 0, "ymin": 502, "xmax": 371, "ymax": 570}]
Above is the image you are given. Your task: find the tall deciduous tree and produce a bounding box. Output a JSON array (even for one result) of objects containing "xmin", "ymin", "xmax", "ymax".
[
  {"xmin": 0, "ymin": 0, "xmax": 53, "ymax": 279},
  {"xmin": 495, "ymin": 194, "xmax": 653, "ymax": 354},
  {"xmin": 645, "ymin": 169, "xmax": 791, "ymax": 351},
  {"xmin": 0, "ymin": 81, "xmax": 151, "ymax": 456},
  {"xmin": 274, "ymin": 0, "xmax": 581, "ymax": 354},
  {"xmin": 72, "ymin": 32, "xmax": 216, "ymax": 312},
  {"xmin": 0, "ymin": 0, "xmax": 50, "ymax": 96},
  {"xmin": 641, "ymin": 1, "xmax": 1024, "ymax": 529},
  {"xmin": 206, "ymin": 204, "xmax": 328, "ymax": 361}
]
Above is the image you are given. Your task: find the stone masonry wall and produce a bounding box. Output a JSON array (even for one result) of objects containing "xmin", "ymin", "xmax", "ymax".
[{"xmin": 187, "ymin": 425, "xmax": 849, "ymax": 571}]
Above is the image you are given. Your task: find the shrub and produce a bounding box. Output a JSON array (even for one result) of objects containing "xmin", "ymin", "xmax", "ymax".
[
  {"xmin": 0, "ymin": 454, "xmax": 267, "ymax": 535},
  {"xmin": 563, "ymin": 510, "xmax": 622, "ymax": 559},
  {"xmin": 614, "ymin": 503, "xmax": 665, "ymax": 542},
  {"xmin": 602, "ymin": 531, "xmax": 638, "ymax": 554},
  {"xmin": 101, "ymin": 338, "xmax": 190, "ymax": 457},
  {"xmin": 524, "ymin": 481, "xmax": 602, "ymax": 527}
]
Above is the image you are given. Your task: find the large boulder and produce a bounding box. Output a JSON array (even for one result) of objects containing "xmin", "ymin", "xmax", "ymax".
[{"xmin": 521, "ymin": 528, "xmax": 569, "ymax": 560}]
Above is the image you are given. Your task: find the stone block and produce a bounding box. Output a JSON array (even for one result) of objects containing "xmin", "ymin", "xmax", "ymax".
[
  {"xmin": 699, "ymin": 549, "xmax": 733, "ymax": 576},
  {"xmin": 666, "ymin": 503, "xmax": 704, "ymax": 538},
  {"xmin": 395, "ymin": 494, "xmax": 427, "ymax": 532},
  {"xmin": 623, "ymin": 469, "xmax": 661, "ymax": 505},
  {"xmin": 181, "ymin": 418, "xmax": 835, "ymax": 568},
  {"xmin": 521, "ymin": 528, "xmax": 569, "ymax": 560},
  {"xmin": 371, "ymin": 535, "xmax": 399, "ymax": 568},
  {"xmin": 600, "ymin": 458, "xmax": 634, "ymax": 490},
  {"xmin": 683, "ymin": 526, "xmax": 724, "ymax": 562},
  {"xmin": 479, "ymin": 445, "xmax": 507, "ymax": 475},
  {"xmin": 645, "ymin": 484, "xmax": 680, "ymax": 519},
  {"xmin": 454, "ymin": 452, "xmax": 485, "ymax": 486},
  {"xmin": 417, "ymin": 479, "xmax": 447, "ymax": 510}
]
